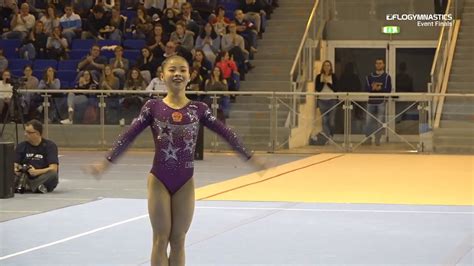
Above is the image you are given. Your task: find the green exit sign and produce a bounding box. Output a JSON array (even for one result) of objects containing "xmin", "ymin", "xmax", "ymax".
[{"xmin": 382, "ymin": 26, "xmax": 400, "ymax": 34}]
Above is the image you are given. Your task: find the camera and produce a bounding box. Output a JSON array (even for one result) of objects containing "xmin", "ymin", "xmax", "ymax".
[{"xmin": 15, "ymin": 164, "xmax": 30, "ymax": 194}]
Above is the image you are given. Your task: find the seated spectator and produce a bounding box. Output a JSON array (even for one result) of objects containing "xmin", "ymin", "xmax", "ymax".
[
  {"xmin": 0, "ymin": 49, "xmax": 7, "ymax": 72},
  {"xmin": 81, "ymin": 5, "xmax": 112, "ymax": 40},
  {"xmin": 193, "ymin": 49, "xmax": 212, "ymax": 82},
  {"xmin": 136, "ymin": 47, "xmax": 159, "ymax": 83},
  {"xmin": 95, "ymin": 0, "xmax": 116, "ymax": 13},
  {"xmin": 122, "ymin": 0, "xmax": 140, "ymax": 10},
  {"xmin": 156, "ymin": 41, "xmax": 178, "ymax": 66},
  {"xmin": 210, "ymin": 5, "xmax": 231, "ymax": 37},
  {"xmin": 18, "ymin": 20, "xmax": 48, "ymax": 60},
  {"xmin": 234, "ymin": 9, "xmax": 258, "ymax": 53},
  {"xmin": 46, "ymin": 26, "xmax": 68, "ymax": 60},
  {"xmin": 61, "ymin": 70, "xmax": 98, "ymax": 124},
  {"xmin": 121, "ymin": 67, "xmax": 147, "ymax": 120},
  {"xmin": 73, "ymin": 0, "xmax": 94, "ymax": 19},
  {"xmin": 145, "ymin": 67, "xmax": 167, "ymax": 95},
  {"xmin": 109, "ymin": 7, "xmax": 125, "ymax": 40},
  {"xmin": 186, "ymin": 62, "xmax": 204, "ymax": 101},
  {"xmin": 47, "ymin": 1, "xmax": 66, "ymax": 17},
  {"xmin": 0, "ymin": 2, "xmax": 17, "ymax": 34},
  {"xmin": 59, "ymin": 5, "xmax": 82, "ymax": 46},
  {"xmin": 40, "ymin": 4, "xmax": 60, "ymax": 35},
  {"xmin": 77, "ymin": 44, "xmax": 107, "ymax": 82},
  {"xmin": 161, "ymin": 8, "xmax": 178, "ymax": 36},
  {"xmin": 167, "ymin": 0, "xmax": 186, "ymax": 13},
  {"xmin": 130, "ymin": 6, "xmax": 153, "ymax": 39},
  {"xmin": 37, "ymin": 67, "xmax": 61, "ymax": 121},
  {"xmin": 14, "ymin": 119, "xmax": 59, "ymax": 193},
  {"xmin": 221, "ymin": 21, "xmax": 249, "ymax": 61},
  {"xmin": 215, "ymin": 51, "xmax": 240, "ymax": 93},
  {"xmin": 240, "ymin": 0, "xmax": 267, "ymax": 36},
  {"xmin": 0, "ymin": 70, "xmax": 13, "ymax": 118},
  {"xmin": 21, "ymin": 65, "xmax": 39, "ymax": 116},
  {"xmin": 100, "ymin": 65, "xmax": 120, "ymax": 91},
  {"xmin": 2, "ymin": 3, "xmax": 35, "ymax": 40},
  {"xmin": 205, "ymin": 66, "xmax": 229, "ymax": 121},
  {"xmin": 188, "ymin": 0, "xmax": 217, "ymax": 21},
  {"xmin": 109, "ymin": 46, "xmax": 129, "ymax": 86},
  {"xmin": 195, "ymin": 23, "xmax": 220, "ymax": 64},
  {"xmin": 143, "ymin": 0, "xmax": 165, "ymax": 18},
  {"xmin": 170, "ymin": 21, "xmax": 194, "ymax": 53},
  {"xmin": 177, "ymin": 2, "xmax": 205, "ymax": 37},
  {"xmin": 147, "ymin": 24, "xmax": 169, "ymax": 58}
]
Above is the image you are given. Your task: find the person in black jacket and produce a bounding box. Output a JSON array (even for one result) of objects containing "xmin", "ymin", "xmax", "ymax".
[{"xmin": 315, "ymin": 60, "xmax": 338, "ymax": 141}]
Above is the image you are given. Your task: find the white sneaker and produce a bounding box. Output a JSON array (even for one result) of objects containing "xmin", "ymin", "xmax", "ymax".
[{"xmin": 60, "ymin": 118, "xmax": 73, "ymax": 125}]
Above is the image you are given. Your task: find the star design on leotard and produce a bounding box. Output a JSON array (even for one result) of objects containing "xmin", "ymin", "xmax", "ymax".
[
  {"xmin": 204, "ymin": 109, "xmax": 217, "ymax": 122},
  {"xmin": 142, "ymin": 106, "xmax": 151, "ymax": 115},
  {"xmin": 162, "ymin": 143, "xmax": 180, "ymax": 161},
  {"xmin": 187, "ymin": 109, "xmax": 198, "ymax": 122},
  {"xmin": 183, "ymin": 138, "xmax": 194, "ymax": 154},
  {"xmin": 157, "ymin": 122, "xmax": 173, "ymax": 143}
]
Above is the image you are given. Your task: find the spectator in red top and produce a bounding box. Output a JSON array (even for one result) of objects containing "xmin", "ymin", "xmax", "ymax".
[{"xmin": 210, "ymin": 5, "xmax": 231, "ymax": 37}]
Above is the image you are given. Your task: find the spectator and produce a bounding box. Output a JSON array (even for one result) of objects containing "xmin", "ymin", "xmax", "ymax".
[
  {"xmin": 95, "ymin": 0, "xmax": 116, "ymax": 13},
  {"xmin": 61, "ymin": 70, "xmax": 98, "ymax": 125},
  {"xmin": 221, "ymin": 21, "xmax": 249, "ymax": 59},
  {"xmin": 0, "ymin": 1, "xmax": 17, "ymax": 34},
  {"xmin": 364, "ymin": 58, "xmax": 392, "ymax": 146},
  {"xmin": 205, "ymin": 66, "xmax": 229, "ymax": 120},
  {"xmin": 147, "ymin": 23, "xmax": 169, "ymax": 58},
  {"xmin": 143, "ymin": 0, "xmax": 165, "ymax": 17},
  {"xmin": 81, "ymin": 5, "xmax": 110, "ymax": 40},
  {"xmin": 170, "ymin": 20, "xmax": 194, "ymax": 53},
  {"xmin": 100, "ymin": 65, "xmax": 119, "ymax": 91},
  {"xmin": 0, "ymin": 70, "xmax": 13, "ymax": 118},
  {"xmin": 188, "ymin": 0, "xmax": 217, "ymax": 21},
  {"xmin": 0, "ymin": 49, "xmax": 7, "ymax": 72},
  {"xmin": 37, "ymin": 67, "xmax": 61, "ymax": 120},
  {"xmin": 156, "ymin": 41, "xmax": 177, "ymax": 66},
  {"xmin": 46, "ymin": 26, "xmax": 68, "ymax": 60},
  {"xmin": 59, "ymin": 5, "xmax": 82, "ymax": 46},
  {"xmin": 167, "ymin": 0, "xmax": 186, "ymax": 13},
  {"xmin": 130, "ymin": 6, "xmax": 153, "ymax": 39},
  {"xmin": 145, "ymin": 67, "xmax": 167, "ymax": 94},
  {"xmin": 73, "ymin": 0, "xmax": 94, "ymax": 19},
  {"xmin": 161, "ymin": 8, "xmax": 178, "ymax": 35},
  {"xmin": 21, "ymin": 65, "xmax": 39, "ymax": 116},
  {"xmin": 109, "ymin": 7, "xmax": 125, "ymax": 40},
  {"xmin": 2, "ymin": 3, "xmax": 35, "ymax": 40},
  {"xmin": 240, "ymin": 0, "xmax": 267, "ymax": 36},
  {"xmin": 315, "ymin": 60, "xmax": 338, "ymax": 142},
  {"xmin": 136, "ymin": 46, "xmax": 159, "ymax": 83},
  {"xmin": 109, "ymin": 45, "xmax": 129, "ymax": 86},
  {"xmin": 193, "ymin": 49, "xmax": 212, "ymax": 82},
  {"xmin": 215, "ymin": 51, "xmax": 240, "ymax": 94},
  {"xmin": 40, "ymin": 4, "xmax": 60, "ymax": 35},
  {"xmin": 121, "ymin": 67, "xmax": 147, "ymax": 120},
  {"xmin": 210, "ymin": 5, "xmax": 231, "ymax": 37},
  {"xmin": 124, "ymin": 67, "xmax": 147, "ymax": 91},
  {"xmin": 177, "ymin": 2, "xmax": 205, "ymax": 37},
  {"xmin": 14, "ymin": 119, "xmax": 59, "ymax": 193},
  {"xmin": 186, "ymin": 62, "xmax": 204, "ymax": 101},
  {"xmin": 18, "ymin": 20, "xmax": 48, "ymax": 60},
  {"xmin": 234, "ymin": 9, "xmax": 258, "ymax": 53},
  {"xmin": 195, "ymin": 22, "xmax": 220, "ymax": 64},
  {"xmin": 77, "ymin": 44, "xmax": 108, "ymax": 82}
]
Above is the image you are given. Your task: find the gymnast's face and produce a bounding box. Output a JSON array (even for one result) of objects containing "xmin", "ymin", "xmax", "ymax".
[{"xmin": 162, "ymin": 57, "xmax": 190, "ymax": 92}]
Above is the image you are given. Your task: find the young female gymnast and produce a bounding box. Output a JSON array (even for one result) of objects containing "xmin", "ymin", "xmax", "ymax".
[{"xmin": 86, "ymin": 55, "xmax": 265, "ymax": 265}]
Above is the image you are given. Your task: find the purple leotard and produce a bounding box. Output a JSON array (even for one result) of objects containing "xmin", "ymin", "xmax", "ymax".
[{"xmin": 106, "ymin": 99, "xmax": 253, "ymax": 194}]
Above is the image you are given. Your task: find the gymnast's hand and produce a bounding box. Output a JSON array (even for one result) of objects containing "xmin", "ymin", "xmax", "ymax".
[{"xmin": 82, "ymin": 160, "xmax": 111, "ymax": 180}]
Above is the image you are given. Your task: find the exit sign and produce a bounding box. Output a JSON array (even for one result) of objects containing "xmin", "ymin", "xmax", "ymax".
[{"xmin": 382, "ymin": 26, "xmax": 400, "ymax": 34}]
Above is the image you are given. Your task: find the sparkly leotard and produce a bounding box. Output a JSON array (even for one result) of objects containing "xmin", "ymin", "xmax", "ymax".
[{"xmin": 106, "ymin": 99, "xmax": 253, "ymax": 194}]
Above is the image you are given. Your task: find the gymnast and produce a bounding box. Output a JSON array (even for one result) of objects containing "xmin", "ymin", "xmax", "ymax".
[{"xmin": 86, "ymin": 55, "xmax": 265, "ymax": 265}]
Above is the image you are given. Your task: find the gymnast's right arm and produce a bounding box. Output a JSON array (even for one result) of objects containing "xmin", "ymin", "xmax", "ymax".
[{"xmin": 84, "ymin": 100, "xmax": 154, "ymax": 176}]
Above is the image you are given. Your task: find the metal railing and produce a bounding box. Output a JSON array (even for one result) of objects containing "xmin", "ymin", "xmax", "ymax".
[{"xmin": 2, "ymin": 90, "xmax": 473, "ymax": 154}]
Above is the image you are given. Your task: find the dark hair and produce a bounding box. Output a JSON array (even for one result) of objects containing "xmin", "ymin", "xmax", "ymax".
[
  {"xmin": 42, "ymin": 67, "xmax": 56, "ymax": 81},
  {"xmin": 23, "ymin": 65, "xmax": 33, "ymax": 71},
  {"xmin": 375, "ymin": 58, "xmax": 385, "ymax": 63},
  {"xmin": 199, "ymin": 22, "xmax": 217, "ymax": 39},
  {"xmin": 193, "ymin": 49, "xmax": 207, "ymax": 62},
  {"xmin": 26, "ymin": 119, "xmax": 43, "ymax": 135},
  {"xmin": 161, "ymin": 55, "xmax": 190, "ymax": 69},
  {"xmin": 92, "ymin": 5, "xmax": 105, "ymax": 14}
]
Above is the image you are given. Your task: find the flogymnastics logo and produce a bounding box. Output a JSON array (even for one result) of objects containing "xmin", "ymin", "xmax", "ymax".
[{"xmin": 386, "ymin": 13, "xmax": 453, "ymax": 26}]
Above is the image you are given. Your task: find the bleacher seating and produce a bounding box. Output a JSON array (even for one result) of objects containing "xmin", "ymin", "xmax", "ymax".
[
  {"xmin": 8, "ymin": 59, "xmax": 33, "ymax": 71},
  {"xmin": 33, "ymin": 60, "xmax": 58, "ymax": 71}
]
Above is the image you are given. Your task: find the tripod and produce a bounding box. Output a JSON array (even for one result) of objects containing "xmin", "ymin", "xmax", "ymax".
[{"xmin": 0, "ymin": 86, "xmax": 26, "ymax": 145}]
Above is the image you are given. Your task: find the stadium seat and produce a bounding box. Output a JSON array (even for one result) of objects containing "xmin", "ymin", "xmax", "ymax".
[
  {"xmin": 7, "ymin": 59, "xmax": 33, "ymax": 70},
  {"xmin": 71, "ymin": 39, "xmax": 95, "ymax": 50},
  {"xmin": 123, "ymin": 49, "xmax": 141, "ymax": 62},
  {"xmin": 68, "ymin": 49, "xmax": 89, "ymax": 60},
  {"xmin": 56, "ymin": 70, "xmax": 78, "ymax": 89},
  {"xmin": 123, "ymin": 39, "xmax": 146, "ymax": 50},
  {"xmin": 58, "ymin": 60, "xmax": 80, "ymax": 71},
  {"xmin": 0, "ymin": 39, "xmax": 21, "ymax": 59},
  {"xmin": 33, "ymin": 59, "xmax": 58, "ymax": 71}
]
